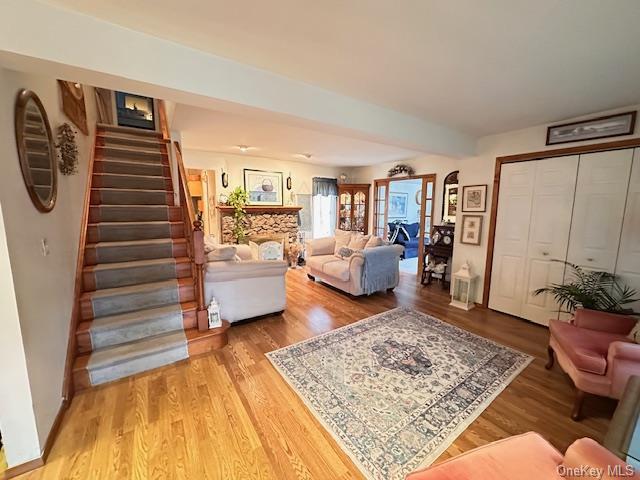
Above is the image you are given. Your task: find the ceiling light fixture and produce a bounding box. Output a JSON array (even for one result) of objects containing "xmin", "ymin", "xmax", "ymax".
[
  {"xmin": 237, "ymin": 145, "xmax": 251, "ymax": 153},
  {"xmin": 296, "ymin": 153, "xmax": 313, "ymax": 160}
]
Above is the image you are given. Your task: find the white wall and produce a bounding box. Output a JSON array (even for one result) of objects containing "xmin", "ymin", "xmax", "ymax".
[
  {"xmin": 351, "ymin": 104, "xmax": 640, "ymax": 303},
  {"xmin": 0, "ymin": 67, "xmax": 97, "ymax": 466},
  {"xmin": 183, "ymin": 149, "xmax": 343, "ymax": 202},
  {"xmin": 387, "ymin": 179, "xmax": 422, "ymax": 224},
  {"xmin": 0, "ymin": 202, "xmax": 40, "ymax": 467}
]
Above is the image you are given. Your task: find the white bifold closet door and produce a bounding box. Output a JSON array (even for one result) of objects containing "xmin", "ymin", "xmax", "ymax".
[
  {"xmin": 489, "ymin": 156, "xmax": 578, "ymax": 324},
  {"xmin": 565, "ymin": 149, "xmax": 633, "ymax": 274},
  {"xmin": 614, "ymin": 148, "xmax": 640, "ymax": 313}
]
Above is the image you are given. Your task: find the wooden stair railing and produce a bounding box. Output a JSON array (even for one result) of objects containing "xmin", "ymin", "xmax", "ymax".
[{"xmin": 173, "ymin": 141, "xmax": 208, "ymax": 331}]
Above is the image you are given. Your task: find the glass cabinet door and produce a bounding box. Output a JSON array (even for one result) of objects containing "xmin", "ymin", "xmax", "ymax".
[
  {"xmin": 339, "ymin": 191, "xmax": 352, "ymax": 230},
  {"xmin": 353, "ymin": 190, "xmax": 366, "ymax": 233}
]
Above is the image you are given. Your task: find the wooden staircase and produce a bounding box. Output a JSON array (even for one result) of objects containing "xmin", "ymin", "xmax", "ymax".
[{"xmin": 72, "ymin": 124, "xmax": 228, "ymax": 391}]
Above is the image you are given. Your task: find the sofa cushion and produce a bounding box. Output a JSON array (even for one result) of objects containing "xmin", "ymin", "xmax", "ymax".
[
  {"xmin": 348, "ymin": 233, "xmax": 370, "ymax": 250},
  {"xmin": 365, "ymin": 236, "xmax": 384, "ymax": 249},
  {"xmin": 405, "ymin": 222, "xmax": 420, "ymax": 239},
  {"xmin": 307, "ymin": 254, "xmax": 341, "ymax": 272},
  {"xmin": 628, "ymin": 321, "xmax": 640, "ymax": 343},
  {"xmin": 322, "ymin": 259, "xmax": 350, "ymax": 282},
  {"xmin": 206, "ymin": 245, "xmax": 237, "ymax": 262},
  {"xmin": 550, "ymin": 319, "xmax": 633, "ymax": 375},
  {"xmin": 309, "ymin": 237, "xmax": 335, "ymax": 256},
  {"xmin": 235, "ymin": 244, "xmax": 254, "ymax": 261},
  {"xmin": 334, "ymin": 229, "xmax": 352, "ymax": 254}
]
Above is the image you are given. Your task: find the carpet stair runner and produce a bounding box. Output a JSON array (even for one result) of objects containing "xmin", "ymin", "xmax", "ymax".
[{"xmin": 73, "ymin": 124, "xmax": 225, "ymax": 390}]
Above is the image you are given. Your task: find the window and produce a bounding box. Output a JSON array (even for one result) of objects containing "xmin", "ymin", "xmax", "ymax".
[{"xmin": 312, "ymin": 194, "xmax": 337, "ymax": 238}]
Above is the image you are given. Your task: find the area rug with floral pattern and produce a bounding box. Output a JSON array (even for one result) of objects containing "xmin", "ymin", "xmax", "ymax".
[{"xmin": 266, "ymin": 307, "xmax": 532, "ymax": 480}]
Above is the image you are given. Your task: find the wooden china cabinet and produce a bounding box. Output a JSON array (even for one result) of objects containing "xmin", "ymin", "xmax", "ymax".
[{"xmin": 338, "ymin": 184, "xmax": 370, "ymax": 234}]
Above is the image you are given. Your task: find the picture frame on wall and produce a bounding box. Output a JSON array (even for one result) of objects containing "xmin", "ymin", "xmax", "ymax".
[
  {"xmin": 58, "ymin": 80, "xmax": 88, "ymax": 135},
  {"xmin": 461, "ymin": 215, "xmax": 483, "ymax": 245},
  {"xmin": 244, "ymin": 169, "xmax": 283, "ymax": 206},
  {"xmin": 462, "ymin": 184, "xmax": 487, "ymax": 212},
  {"xmin": 388, "ymin": 192, "xmax": 408, "ymax": 218},
  {"xmin": 546, "ymin": 111, "xmax": 636, "ymax": 146}
]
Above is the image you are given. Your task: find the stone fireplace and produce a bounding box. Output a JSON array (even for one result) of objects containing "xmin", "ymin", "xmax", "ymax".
[{"xmin": 217, "ymin": 206, "xmax": 302, "ymax": 245}]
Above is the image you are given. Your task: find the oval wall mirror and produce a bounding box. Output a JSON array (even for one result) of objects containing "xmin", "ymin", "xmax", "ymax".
[{"xmin": 14, "ymin": 89, "xmax": 57, "ymax": 212}]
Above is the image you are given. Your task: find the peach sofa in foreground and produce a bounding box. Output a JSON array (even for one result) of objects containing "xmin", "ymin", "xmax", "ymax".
[{"xmin": 406, "ymin": 432, "xmax": 638, "ymax": 480}]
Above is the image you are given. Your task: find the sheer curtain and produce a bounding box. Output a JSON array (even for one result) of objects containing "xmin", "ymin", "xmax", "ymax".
[{"xmin": 312, "ymin": 177, "xmax": 338, "ymax": 238}]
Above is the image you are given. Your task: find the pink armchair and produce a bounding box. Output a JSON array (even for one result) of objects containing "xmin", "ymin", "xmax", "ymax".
[
  {"xmin": 546, "ymin": 308, "xmax": 639, "ymax": 420},
  {"xmin": 406, "ymin": 432, "xmax": 639, "ymax": 480}
]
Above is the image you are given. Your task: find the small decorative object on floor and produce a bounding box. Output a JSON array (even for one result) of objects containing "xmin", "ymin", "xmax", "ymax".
[
  {"xmin": 387, "ymin": 163, "xmax": 415, "ymax": 178},
  {"xmin": 288, "ymin": 241, "xmax": 303, "ymax": 267},
  {"xmin": 56, "ymin": 122, "xmax": 79, "ymax": 175},
  {"xmin": 207, "ymin": 298, "xmax": 222, "ymax": 329},
  {"xmin": 450, "ymin": 261, "xmax": 477, "ymax": 310}
]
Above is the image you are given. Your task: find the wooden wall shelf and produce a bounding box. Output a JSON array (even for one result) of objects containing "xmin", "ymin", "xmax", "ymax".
[{"xmin": 216, "ymin": 205, "xmax": 302, "ymax": 214}]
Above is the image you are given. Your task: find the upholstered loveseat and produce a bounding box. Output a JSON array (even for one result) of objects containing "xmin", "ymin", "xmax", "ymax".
[{"xmin": 305, "ymin": 231, "xmax": 403, "ymax": 296}]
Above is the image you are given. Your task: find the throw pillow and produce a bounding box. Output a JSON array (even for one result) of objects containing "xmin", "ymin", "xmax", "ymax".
[
  {"xmin": 334, "ymin": 229, "xmax": 353, "ymax": 255},
  {"xmin": 335, "ymin": 246, "xmax": 354, "ymax": 259},
  {"xmin": 206, "ymin": 245, "xmax": 237, "ymax": 262},
  {"xmin": 203, "ymin": 234, "xmax": 217, "ymax": 253},
  {"xmin": 628, "ymin": 321, "xmax": 640, "ymax": 343},
  {"xmin": 249, "ymin": 241, "xmax": 260, "ymax": 261},
  {"xmin": 235, "ymin": 244, "xmax": 254, "ymax": 261},
  {"xmin": 348, "ymin": 233, "xmax": 370, "ymax": 250},
  {"xmin": 396, "ymin": 225, "xmax": 411, "ymax": 242},
  {"xmin": 365, "ymin": 236, "xmax": 384, "ymax": 249}
]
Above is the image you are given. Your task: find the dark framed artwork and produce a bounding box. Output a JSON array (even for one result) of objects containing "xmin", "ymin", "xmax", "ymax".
[
  {"xmin": 244, "ymin": 169, "xmax": 283, "ymax": 205},
  {"xmin": 58, "ymin": 80, "xmax": 88, "ymax": 135},
  {"xmin": 461, "ymin": 184, "xmax": 487, "ymax": 212},
  {"xmin": 461, "ymin": 215, "xmax": 483, "ymax": 245},
  {"xmin": 546, "ymin": 111, "xmax": 636, "ymax": 146},
  {"xmin": 115, "ymin": 91, "xmax": 155, "ymax": 130}
]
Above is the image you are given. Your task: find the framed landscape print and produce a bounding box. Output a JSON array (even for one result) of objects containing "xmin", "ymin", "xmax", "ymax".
[
  {"xmin": 462, "ymin": 184, "xmax": 487, "ymax": 212},
  {"xmin": 546, "ymin": 111, "xmax": 636, "ymax": 145},
  {"xmin": 461, "ymin": 215, "xmax": 483, "ymax": 245},
  {"xmin": 388, "ymin": 192, "xmax": 408, "ymax": 218},
  {"xmin": 244, "ymin": 169, "xmax": 283, "ymax": 205}
]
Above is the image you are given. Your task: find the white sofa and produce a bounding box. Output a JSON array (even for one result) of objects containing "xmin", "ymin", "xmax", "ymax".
[
  {"xmin": 305, "ymin": 235, "xmax": 403, "ymax": 296},
  {"xmin": 204, "ymin": 244, "xmax": 288, "ymax": 323}
]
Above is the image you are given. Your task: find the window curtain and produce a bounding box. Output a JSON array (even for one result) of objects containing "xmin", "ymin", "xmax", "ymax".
[{"xmin": 312, "ymin": 177, "xmax": 338, "ymax": 197}]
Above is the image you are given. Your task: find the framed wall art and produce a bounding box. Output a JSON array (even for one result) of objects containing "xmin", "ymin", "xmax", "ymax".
[
  {"xmin": 461, "ymin": 215, "xmax": 483, "ymax": 245},
  {"xmin": 58, "ymin": 80, "xmax": 88, "ymax": 135},
  {"xmin": 462, "ymin": 184, "xmax": 487, "ymax": 212},
  {"xmin": 244, "ymin": 169, "xmax": 283, "ymax": 205},
  {"xmin": 388, "ymin": 192, "xmax": 408, "ymax": 218},
  {"xmin": 546, "ymin": 111, "xmax": 636, "ymax": 146}
]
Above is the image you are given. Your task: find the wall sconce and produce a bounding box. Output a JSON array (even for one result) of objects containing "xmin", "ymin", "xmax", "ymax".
[
  {"xmin": 221, "ymin": 170, "xmax": 229, "ymax": 188},
  {"xmin": 286, "ymin": 172, "xmax": 292, "ymax": 190}
]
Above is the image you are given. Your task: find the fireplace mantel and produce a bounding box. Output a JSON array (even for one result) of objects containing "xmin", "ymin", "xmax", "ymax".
[{"xmin": 216, "ymin": 205, "xmax": 302, "ymax": 214}]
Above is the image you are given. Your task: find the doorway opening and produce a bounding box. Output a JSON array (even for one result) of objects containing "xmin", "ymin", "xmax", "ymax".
[{"xmin": 373, "ymin": 174, "xmax": 436, "ymax": 277}]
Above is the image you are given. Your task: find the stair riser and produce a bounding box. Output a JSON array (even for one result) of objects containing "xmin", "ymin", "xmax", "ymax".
[
  {"xmin": 89, "ymin": 206, "xmax": 180, "ymax": 223},
  {"xmin": 76, "ymin": 309, "xmax": 196, "ymax": 353},
  {"xmin": 81, "ymin": 283, "xmax": 195, "ymax": 321},
  {"xmin": 98, "ymin": 125, "xmax": 162, "ymax": 139},
  {"xmin": 91, "ymin": 189, "xmax": 174, "ymax": 206},
  {"xmin": 93, "ymin": 174, "xmax": 171, "ymax": 191},
  {"xmin": 85, "ymin": 241, "xmax": 187, "ymax": 265},
  {"xmin": 97, "ymin": 146, "xmax": 166, "ymax": 163},
  {"xmin": 83, "ymin": 262, "xmax": 191, "ymax": 291},
  {"xmin": 97, "ymin": 135, "xmax": 164, "ymax": 150},
  {"xmin": 87, "ymin": 223, "xmax": 183, "ymax": 243},
  {"xmin": 94, "ymin": 160, "xmax": 169, "ymax": 177}
]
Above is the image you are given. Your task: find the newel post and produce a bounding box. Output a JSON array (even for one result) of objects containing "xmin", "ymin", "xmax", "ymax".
[{"xmin": 192, "ymin": 219, "xmax": 208, "ymax": 331}]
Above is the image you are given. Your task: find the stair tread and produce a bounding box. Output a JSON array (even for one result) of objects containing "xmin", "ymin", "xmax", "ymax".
[
  {"xmin": 87, "ymin": 238, "xmax": 185, "ymax": 248},
  {"xmin": 84, "ymin": 256, "xmax": 189, "ymax": 272},
  {"xmin": 89, "ymin": 220, "xmax": 180, "ymax": 226},
  {"xmin": 86, "ymin": 330, "xmax": 187, "ymax": 369},
  {"xmin": 78, "ymin": 301, "xmax": 197, "ymax": 334},
  {"xmin": 81, "ymin": 278, "xmax": 183, "ymax": 300},
  {"xmin": 94, "ymin": 172, "xmax": 167, "ymax": 180},
  {"xmin": 92, "ymin": 187, "xmax": 169, "ymax": 193},
  {"xmin": 95, "ymin": 205, "xmax": 175, "ymax": 209},
  {"xmin": 98, "ymin": 123, "xmax": 162, "ymax": 136},
  {"xmin": 81, "ymin": 302, "xmax": 195, "ymax": 333},
  {"xmin": 98, "ymin": 132, "xmax": 167, "ymax": 144},
  {"xmin": 97, "ymin": 144, "xmax": 165, "ymax": 155},
  {"xmin": 96, "ymin": 158, "xmax": 166, "ymax": 167}
]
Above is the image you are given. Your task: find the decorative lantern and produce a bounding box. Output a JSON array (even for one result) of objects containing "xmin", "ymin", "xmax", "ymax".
[{"xmin": 450, "ymin": 261, "xmax": 477, "ymax": 311}]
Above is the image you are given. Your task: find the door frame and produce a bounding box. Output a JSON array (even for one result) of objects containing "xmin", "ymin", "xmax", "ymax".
[
  {"xmin": 373, "ymin": 174, "xmax": 436, "ymax": 277},
  {"xmin": 483, "ymin": 137, "xmax": 640, "ymax": 307}
]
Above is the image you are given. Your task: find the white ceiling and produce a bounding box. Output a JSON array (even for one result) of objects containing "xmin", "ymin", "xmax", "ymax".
[
  {"xmin": 172, "ymin": 104, "xmax": 421, "ymax": 166},
  {"xmin": 44, "ymin": 0, "xmax": 640, "ymax": 137}
]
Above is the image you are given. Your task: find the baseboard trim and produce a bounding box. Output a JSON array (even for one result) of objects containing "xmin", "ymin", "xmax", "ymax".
[
  {"xmin": 2, "ymin": 457, "xmax": 43, "ymax": 479},
  {"xmin": 2, "ymin": 399, "xmax": 69, "ymax": 479}
]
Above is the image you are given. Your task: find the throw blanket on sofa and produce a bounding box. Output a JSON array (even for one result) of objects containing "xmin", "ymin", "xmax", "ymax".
[{"xmin": 361, "ymin": 246, "xmax": 401, "ymax": 295}]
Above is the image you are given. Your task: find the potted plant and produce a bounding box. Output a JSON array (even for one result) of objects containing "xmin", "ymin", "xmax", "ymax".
[
  {"xmin": 227, "ymin": 187, "xmax": 249, "ymax": 244},
  {"xmin": 534, "ymin": 260, "xmax": 638, "ymax": 315}
]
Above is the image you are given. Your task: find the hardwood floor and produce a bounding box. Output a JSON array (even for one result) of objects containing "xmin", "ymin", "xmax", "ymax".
[{"xmin": 19, "ymin": 269, "xmax": 615, "ymax": 479}]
